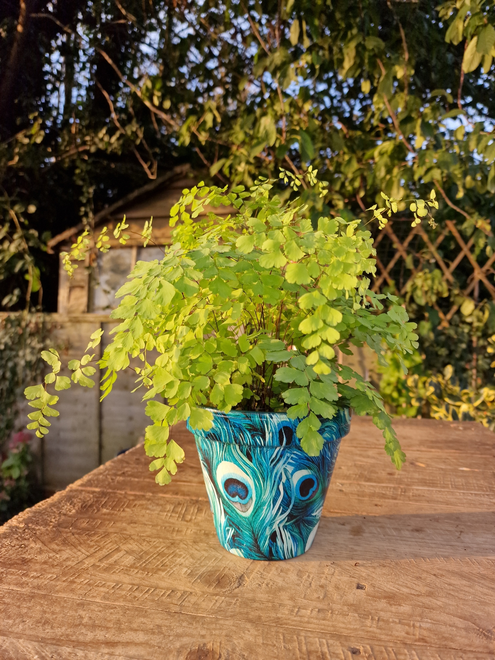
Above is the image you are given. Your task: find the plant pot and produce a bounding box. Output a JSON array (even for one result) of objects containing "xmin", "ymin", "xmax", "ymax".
[{"xmin": 187, "ymin": 408, "xmax": 351, "ymax": 560}]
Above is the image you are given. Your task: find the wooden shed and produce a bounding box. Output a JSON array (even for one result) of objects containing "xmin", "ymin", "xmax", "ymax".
[{"xmin": 49, "ymin": 164, "xmax": 211, "ymax": 315}]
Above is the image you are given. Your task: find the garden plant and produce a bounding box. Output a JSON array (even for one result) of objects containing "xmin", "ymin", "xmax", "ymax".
[{"xmin": 24, "ymin": 170, "xmax": 426, "ymax": 478}]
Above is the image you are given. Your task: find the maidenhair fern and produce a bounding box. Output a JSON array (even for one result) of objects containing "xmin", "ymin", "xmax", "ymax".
[{"xmin": 26, "ymin": 170, "xmax": 422, "ymax": 484}]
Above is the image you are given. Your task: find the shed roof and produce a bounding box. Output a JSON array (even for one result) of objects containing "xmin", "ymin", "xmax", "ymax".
[{"xmin": 47, "ymin": 164, "xmax": 192, "ymax": 252}]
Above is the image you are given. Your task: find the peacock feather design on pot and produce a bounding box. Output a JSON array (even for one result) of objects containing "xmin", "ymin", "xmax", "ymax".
[{"xmin": 188, "ymin": 408, "xmax": 350, "ymax": 560}]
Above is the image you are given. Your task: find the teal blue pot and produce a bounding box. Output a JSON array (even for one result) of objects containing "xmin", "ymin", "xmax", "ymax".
[{"xmin": 187, "ymin": 408, "xmax": 351, "ymax": 561}]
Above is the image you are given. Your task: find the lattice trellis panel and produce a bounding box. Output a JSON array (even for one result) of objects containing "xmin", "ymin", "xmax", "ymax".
[{"xmin": 372, "ymin": 220, "xmax": 495, "ymax": 327}]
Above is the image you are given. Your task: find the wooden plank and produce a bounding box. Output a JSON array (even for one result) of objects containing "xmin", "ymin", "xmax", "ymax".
[
  {"xmin": 1, "ymin": 418, "xmax": 494, "ymax": 657},
  {"xmin": 115, "ymin": 177, "xmax": 235, "ymax": 221},
  {"xmin": 113, "ymin": 177, "xmax": 196, "ymax": 219},
  {"xmin": 1, "ymin": 506, "xmax": 495, "ymax": 656},
  {"xmin": 72, "ymin": 474, "xmax": 495, "ymax": 515},
  {"xmin": 1, "ymin": 470, "xmax": 494, "ymax": 647},
  {"xmin": 1, "ymin": 516, "xmax": 494, "ymax": 654},
  {"xmin": 2, "ymin": 491, "xmax": 494, "ymax": 565},
  {"xmin": 0, "ymin": 636, "xmax": 136, "ymax": 660},
  {"xmin": 348, "ymin": 416, "xmax": 495, "ymax": 451},
  {"xmin": 57, "ymin": 257, "xmax": 70, "ymax": 315},
  {"xmin": 81, "ymin": 417, "xmax": 495, "ymax": 481},
  {"xmin": 56, "ymin": 256, "xmax": 90, "ymax": 315},
  {"xmin": 2, "ymin": 594, "xmax": 492, "ymax": 660}
]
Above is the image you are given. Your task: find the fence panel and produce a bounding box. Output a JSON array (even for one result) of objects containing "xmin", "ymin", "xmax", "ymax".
[
  {"xmin": 373, "ymin": 220, "xmax": 495, "ymax": 326},
  {"xmin": 39, "ymin": 315, "xmax": 148, "ymax": 491}
]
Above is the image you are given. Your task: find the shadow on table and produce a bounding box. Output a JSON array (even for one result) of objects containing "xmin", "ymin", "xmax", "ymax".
[{"xmin": 299, "ymin": 510, "xmax": 495, "ymax": 562}]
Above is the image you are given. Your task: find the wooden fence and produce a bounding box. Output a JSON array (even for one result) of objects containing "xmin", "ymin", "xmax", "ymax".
[
  {"xmin": 373, "ymin": 219, "xmax": 495, "ymax": 325},
  {"xmin": 16, "ymin": 315, "xmax": 149, "ymax": 492}
]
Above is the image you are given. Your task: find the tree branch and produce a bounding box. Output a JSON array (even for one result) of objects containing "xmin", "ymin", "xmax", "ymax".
[
  {"xmin": 128, "ymin": 101, "xmax": 158, "ymax": 179},
  {"xmin": 96, "ymin": 81, "xmax": 125, "ymax": 133},
  {"xmin": 0, "ymin": 0, "xmax": 34, "ymax": 135},
  {"xmin": 96, "ymin": 48, "xmax": 179, "ymax": 130},
  {"xmin": 31, "ymin": 11, "xmax": 71, "ymax": 34},
  {"xmin": 386, "ymin": 0, "xmax": 409, "ymax": 96},
  {"xmin": 377, "ymin": 59, "xmax": 415, "ymax": 154},
  {"xmin": 114, "ymin": 0, "xmax": 137, "ymax": 23},
  {"xmin": 284, "ymin": 155, "xmax": 308, "ymax": 189},
  {"xmin": 276, "ymin": 85, "xmax": 287, "ymax": 143},
  {"xmin": 433, "ymin": 179, "xmax": 471, "ymax": 221},
  {"xmin": 242, "ymin": 3, "xmax": 270, "ymax": 54},
  {"xmin": 276, "ymin": 0, "xmax": 282, "ymax": 48},
  {"xmin": 356, "ymin": 193, "xmax": 366, "ymax": 212}
]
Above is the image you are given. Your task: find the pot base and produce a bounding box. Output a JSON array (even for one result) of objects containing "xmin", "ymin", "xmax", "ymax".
[{"xmin": 222, "ymin": 521, "xmax": 320, "ymax": 561}]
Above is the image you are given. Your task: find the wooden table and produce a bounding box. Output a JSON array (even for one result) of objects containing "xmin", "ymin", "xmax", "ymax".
[{"xmin": 1, "ymin": 418, "xmax": 494, "ymax": 659}]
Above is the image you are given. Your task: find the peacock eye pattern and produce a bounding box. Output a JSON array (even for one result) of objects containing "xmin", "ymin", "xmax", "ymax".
[
  {"xmin": 188, "ymin": 408, "xmax": 350, "ymax": 560},
  {"xmin": 292, "ymin": 470, "xmax": 318, "ymax": 501},
  {"xmin": 216, "ymin": 461, "xmax": 255, "ymax": 515}
]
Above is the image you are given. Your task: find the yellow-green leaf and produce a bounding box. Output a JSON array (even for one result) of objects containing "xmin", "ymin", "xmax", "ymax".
[
  {"xmin": 286, "ymin": 262, "xmax": 312, "ymax": 284},
  {"xmin": 463, "ymin": 36, "xmax": 482, "ymax": 73},
  {"xmin": 290, "ymin": 19, "xmax": 300, "ymax": 45}
]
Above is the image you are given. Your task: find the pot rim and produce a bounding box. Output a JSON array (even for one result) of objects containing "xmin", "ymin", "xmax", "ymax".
[
  {"xmin": 201, "ymin": 406, "xmax": 351, "ymax": 418},
  {"xmin": 188, "ymin": 406, "xmax": 352, "ymax": 447}
]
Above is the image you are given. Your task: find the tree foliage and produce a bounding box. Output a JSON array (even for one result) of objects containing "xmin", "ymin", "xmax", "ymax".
[{"xmin": 1, "ymin": 0, "xmax": 494, "ymax": 386}]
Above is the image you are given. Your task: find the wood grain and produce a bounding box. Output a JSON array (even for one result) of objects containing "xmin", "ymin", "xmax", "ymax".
[{"xmin": 0, "ymin": 417, "xmax": 494, "ymax": 659}]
